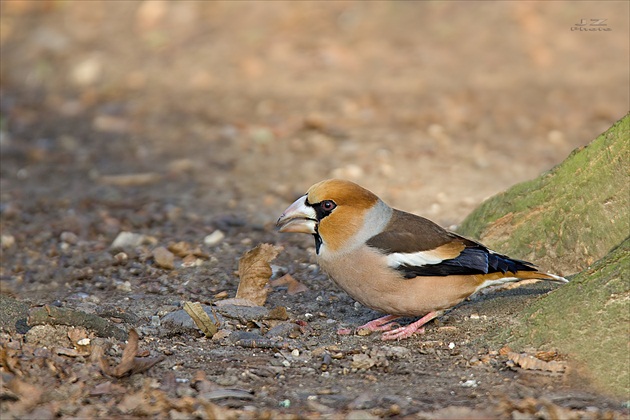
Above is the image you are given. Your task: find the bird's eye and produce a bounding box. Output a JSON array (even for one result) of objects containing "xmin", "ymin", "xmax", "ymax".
[{"xmin": 321, "ymin": 200, "xmax": 336, "ymax": 212}]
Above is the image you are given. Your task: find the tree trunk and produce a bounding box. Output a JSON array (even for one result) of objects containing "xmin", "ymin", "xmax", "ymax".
[
  {"xmin": 458, "ymin": 113, "xmax": 629, "ymax": 398},
  {"xmin": 458, "ymin": 113, "xmax": 629, "ymax": 276}
]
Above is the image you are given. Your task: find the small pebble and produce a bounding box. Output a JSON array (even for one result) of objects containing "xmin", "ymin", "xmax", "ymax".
[
  {"xmin": 60, "ymin": 231, "xmax": 78, "ymax": 244},
  {"xmin": 153, "ymin": 246, "xmax": 175, "ymax": 270},
  {"xmin": 460, "ymin": 379, "xmax": 478, "ymax": 388},
  {"xmin": 111, "ymin": 231, "xmax": 148, "ymax": 249},
  {"xmin": 291, "ymin": 349, "xmax": 300, "ymax": 357},
  {"xmin": 113, "ymin": 252, "xmax": 128, "ymax": 265},
  {"xmin": 204, "ymin": 230, "xmax": 225, "ymax": 246},
  {"xmin": 0, "ymin": 234, "xmax": 15, "ymax": 249}
]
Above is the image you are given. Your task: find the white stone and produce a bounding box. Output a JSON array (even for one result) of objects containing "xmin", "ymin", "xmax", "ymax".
[{"xmin": 204, "ymin": 230, "xmax": 225, "ymax": 246}]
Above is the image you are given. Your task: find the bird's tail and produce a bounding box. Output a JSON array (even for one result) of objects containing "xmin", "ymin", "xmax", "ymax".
[{"xmin": 515, "ymin": 270, "xmax": 568, "ymax": 283}]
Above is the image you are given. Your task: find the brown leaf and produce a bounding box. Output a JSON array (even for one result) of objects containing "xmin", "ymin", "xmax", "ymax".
[
  {"xmin": 235, "ymin": 244, "xmax": 283, "ymax": 306},
  {"xmin": 5, "ymin": 377, "xmax": 43, "ymax": 413},
  {"xmin": 270, "ymin": 273, "xmax": 309, "ymax": 295},
  {"xmin": 67, "ymin": 327, "xmax": 89, "ymax": 344},
  {"xmin": 99, "ymin": 329, "xmax": 165, "ymax": 378},
  {"xmin": 507, "ymin": 351, "xmax": 567, "ymax": 373}
]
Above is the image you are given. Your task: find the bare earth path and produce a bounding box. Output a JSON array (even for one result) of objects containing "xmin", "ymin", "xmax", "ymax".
[{"xmin": 1, "ymin": 2, "xmax": 628, "ymax": 418}]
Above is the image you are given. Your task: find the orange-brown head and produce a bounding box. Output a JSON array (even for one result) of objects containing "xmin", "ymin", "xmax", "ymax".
[{"xmin": 277, "ymin": 179, "xmax": 392, "ymax": 254}]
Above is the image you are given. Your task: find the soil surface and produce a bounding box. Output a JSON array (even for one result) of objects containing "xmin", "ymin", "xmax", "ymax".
[{"xmin": 1, "ymin": 2, "xmax": 628, "ymax": 418}]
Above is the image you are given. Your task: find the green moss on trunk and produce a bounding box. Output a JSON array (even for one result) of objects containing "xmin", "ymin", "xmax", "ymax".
[
  {"xmin": 458, "ymin": 114, "xmax": 630, "ymax": 398},
  {"xmin": 507, "ymin": 238, "xmax": 630, "ymax": 398},
  {"xmin": 458, "ymin": 114, "xmax": 629, "ymax": 276}
]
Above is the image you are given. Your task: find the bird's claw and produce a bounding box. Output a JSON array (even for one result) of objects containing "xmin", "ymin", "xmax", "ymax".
[{"xmin": 381, "ymin": 326, "xmax": 426, "ymax": 341}]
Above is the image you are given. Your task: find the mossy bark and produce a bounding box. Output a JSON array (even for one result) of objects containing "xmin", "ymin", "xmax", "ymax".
[
  {"xmin": 507, "ymin": 239, "xmax": 629, "ymax": 398},
  {"xmin": 458, "ymin": 114, "xmax": 630, "ymax": 398},
  {"xmin": 458, "ymin": 113, "xmax": 629, "ymax": 276}
]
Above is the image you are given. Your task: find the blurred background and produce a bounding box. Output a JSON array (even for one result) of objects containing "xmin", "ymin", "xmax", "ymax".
[{"xmin": 1, "ymin": 1, "xmax": 628, "ymax": 229}]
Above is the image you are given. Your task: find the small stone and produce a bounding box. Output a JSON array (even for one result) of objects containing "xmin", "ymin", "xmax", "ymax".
[
  {"xmin": 351, "ymin": 354, "xmax": 375, "ymax": 370},
  {"xmin": 168, "ymin": 241, "xmax": 191, "ymax": 257},
  {"xmin": 181, "ymin": 254, "xmax": 202, "ymax": 267},
  {"xmin": 113, "ymin": 252, "xmax": 128, "ymax": 265},
  {"xmin": 266, "ymin": 322, "xmax": 300, "ymax": 339},
  {"xmin": 77, "ymin": 338, "xmax": 91, "ymax": 346},
  {"xmin": 1, "ymin": 234, "xmax": 15, "ymax": 249},
  {"xmin": 291, "ymin": 349, "xmax": 300, "ymax": 357},
  {"xmin": 60, "ymin": 231, "xmax": 78, "ymax": 244},
  {"xmin": 212, "ymin": 329, "xmax": 232, "ymax": 341},
  {"xmin": 449, "ymin": 342, "xmax": 456, "ymax": 349},
  {"xmin": 111, "ymin": 231, "xmax": 148, "ymax": 249},
  {"xmin": 116, "ymin": 281, "xmax": 132, "ymax": 292},
  {"xmin": 356, "ymin": 328, "xmax": 373, "ymax": 336},
  {"xmin": 71, "ymin": 55, "xmax": 103, "ymax": 86},
  {"xmin": 153, "ymin": 247, "xmax": 175, "ymax": 270},
  {"xmin": 460, "ymin": 379, "xmax": 478, "ymax": 388},
  {"xmin": 379, "ymin": 346, "xmax": 411, "ymax": 358},
  {"xmin": 203, "ymin": 230, "xmax": 225, "ymax": 246}
]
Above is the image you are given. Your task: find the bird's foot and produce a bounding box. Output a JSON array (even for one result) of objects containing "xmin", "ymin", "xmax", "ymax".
[
  {"xmin": 381, "ymin": 326, "xmax": 426, "ymax": 341},
  {"xmin": 380, "ymin": 311, "xmax": 440, "ymax": 341},
  {"xmin": 356, "ymin": 315, "xmax": 401, "ymax": 332}
]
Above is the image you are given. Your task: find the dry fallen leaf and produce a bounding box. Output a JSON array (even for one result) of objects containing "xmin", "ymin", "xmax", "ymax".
[
  {"xmin": 183, "ymin": 301, "xmax": 218, "ymax": 337},
  {"xmin": 506, "ymin": 351, "xmax": 567, "ymax": 373},
  {"xmin": 235, "ymin": 243, "xmax": 283, "ymax": 306},
  {"xmin": 99, "ymin": 329, "xmax": 165, "ymax": 378},
  {"xmin": 270, "ymin": 273, "xmax": 309, "ymax": 295}
]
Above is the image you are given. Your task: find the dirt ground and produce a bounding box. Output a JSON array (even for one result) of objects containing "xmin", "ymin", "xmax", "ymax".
[{"xmin": 1, "ymin": 2, "xmax": 629, "ymax": 418}]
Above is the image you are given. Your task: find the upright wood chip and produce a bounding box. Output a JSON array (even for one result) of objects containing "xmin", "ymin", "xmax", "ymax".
[
  {"xmin": 235, "ymin": 244, "xmax": 282, "ymax": 306},
  {"xmin": 183, "ymin": 301, "xmax": 218, "ymax": 337}
]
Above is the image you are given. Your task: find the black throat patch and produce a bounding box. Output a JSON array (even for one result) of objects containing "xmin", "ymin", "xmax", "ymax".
[{"xmin": 313, "ymin": 225, "xmax": 323, "ymax": 254}]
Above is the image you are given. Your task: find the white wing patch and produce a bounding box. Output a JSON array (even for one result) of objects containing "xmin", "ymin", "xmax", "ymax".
[
  {"xmin": 474, "ymin": 277, "xmax": 519, "ymax": 293},
  {"xmin": 386, "ymin": 251, "xmax": 444, "ymax": 268}
]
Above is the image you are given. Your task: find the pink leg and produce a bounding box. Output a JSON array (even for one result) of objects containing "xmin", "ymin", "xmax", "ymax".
[
  {"xmin": 381, "ymin": 311, "xmax": 441, "ymax": 341},
  {"xmin": 356, "ymin": 315, "xmax": 401, "ymax": 332}
]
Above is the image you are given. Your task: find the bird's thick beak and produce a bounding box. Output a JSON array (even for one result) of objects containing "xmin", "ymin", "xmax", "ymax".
[{"xmin": 276, "ymin": 195, "xmax": 317, "ymax": 234}]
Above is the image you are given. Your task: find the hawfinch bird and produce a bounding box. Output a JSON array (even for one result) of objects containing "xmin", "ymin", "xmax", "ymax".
[{"xmin": 276, "ymin": 179, "xmax": 567, "ymax": 341}]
